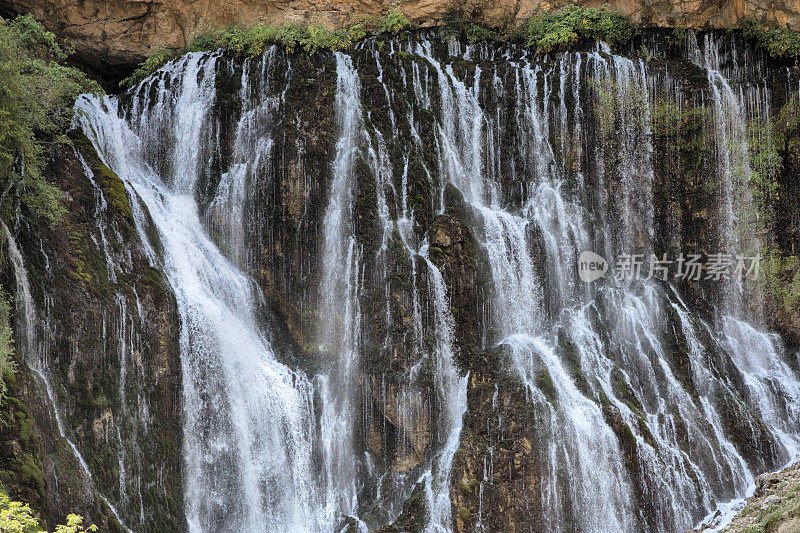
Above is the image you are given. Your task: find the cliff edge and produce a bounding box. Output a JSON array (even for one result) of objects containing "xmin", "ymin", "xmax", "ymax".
[{"xmin": 1, "ymin": 0, "xmax": 799, "ymax": 76}]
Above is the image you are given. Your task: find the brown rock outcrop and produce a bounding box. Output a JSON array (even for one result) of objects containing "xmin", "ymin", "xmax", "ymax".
[{"xmin": 2, "ymin": 0, "xmax": 799, "ymax": 76}]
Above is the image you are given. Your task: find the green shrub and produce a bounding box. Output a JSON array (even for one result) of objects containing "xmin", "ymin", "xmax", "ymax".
[
  {"xmin": 246, "ymin": 24, "xmax": 282, "ymax": 55},
  {"xmin": 0, "ymin": 15, "xmax": 101, "ymax": 224},
  {"xmin": 215, "ymin": 24, "xmax": 253, "ymax": 54},
  {"xmin": 379, "ymin": 4, "xmax": 415, "ymax": 34},
  {"xmin": 522, "ymin": 5, "xmax": 635, "ymax": 53},
  {"xmin": 185, "ymin": 26, "xmax": 217, "ymax": 53},
  {"xmin": 441, "ymin": 10, "xmax": 499, "ymax": 43},
  {"xmin": 741, "ymin": 18, "xmax": 800, "ymax": 60},
  {"xmin": 119, "ymin": 48, "xmax": 175, "ymax": 89}
]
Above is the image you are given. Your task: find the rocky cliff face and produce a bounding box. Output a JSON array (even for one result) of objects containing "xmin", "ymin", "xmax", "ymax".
[
  {"xmin": 66, "ymin": 30, "xmax": 800, "ymax": 532},
  {"xmin": 717, "ymin": 462, "xmax": 800, "ymax": 532},
  {"xmin": 1, "ymin": 0, "xmax": 799, "ymax": 77},
  {"xmin": 0, "ymin": 136, "xmax": 184, "ymax": 531},
  {"xmin": 2, "ymin": 16, "xmax": 800, "ymax": 532}
]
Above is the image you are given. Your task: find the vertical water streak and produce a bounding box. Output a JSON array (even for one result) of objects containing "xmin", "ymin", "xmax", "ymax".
[
  {"xmin": 317, "ymin": 52, "xmax": 364, "ymax": 523},
  {"xmin": 421, "ymin": 254, "xmax": 468, "ymax": 532}
]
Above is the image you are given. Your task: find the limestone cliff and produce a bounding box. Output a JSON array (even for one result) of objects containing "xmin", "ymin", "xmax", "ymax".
[{"xmin": 1, "ymin": 0, "xmax": 798, "ymax": 76}]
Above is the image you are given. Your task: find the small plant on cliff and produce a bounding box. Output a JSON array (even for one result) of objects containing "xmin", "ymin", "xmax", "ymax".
[
  {"xmin": 741, "ymin": 18, "xmax": 800, "ymax": 60},
  {"xmin": 378, "ymin": 5, "xmax": 415, "ymax": 35},
  {"xmin": 119, "ymin": 48, "xmax": 174, "ymax": 89},
  {"xmin": 0, "ymin": 15, "xmax": 101, "ymax": 224},
  {"xmin": 122, "ymin": 21, "xmax": 371, "ymax": 88},
  {"xmin": 761, "ymin": 248, "xmax": 800, "ymax": 316},
  {"xmin": 738, "ymin": 97, "xmax": 800, "ymax": 232},
  {"xmin": 521, "ymin": 5, "xmax": 636, "ymax": 53},
  {"xmin": 441, "ymin": 9, "xmax": 499, "ymax": 43}
]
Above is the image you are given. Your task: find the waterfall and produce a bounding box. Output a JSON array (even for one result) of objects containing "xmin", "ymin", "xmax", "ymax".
[
  {"xmin": 78, "ymin": 53, "xmax": 326, "ymax": 532},
  {"xmin": 316, "ymin": 52, "xmax": 363, "ymax": 521},
  {"xmin": 393, "ymin": 36, "xmax": 800, "ymax": 531},
  {"xmin": 412, "ymin": 44, "xmax": 641, "ymax": 531},
  {"xmin": 65, "ymin": 34, "xmax": 800, "ymax": 533},
  {"xmin": 688, "ymin": 32, "xmax": 762, "ymax": 316}
]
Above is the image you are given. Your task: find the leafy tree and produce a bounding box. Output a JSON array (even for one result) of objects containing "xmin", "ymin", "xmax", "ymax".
[
  {"xmin": 0, "ymin": 491, "xmax": 40, "ymax": 533},
  {"xmin": 0, "ymin": 15, "xmax": 102, "ymax": 224}
]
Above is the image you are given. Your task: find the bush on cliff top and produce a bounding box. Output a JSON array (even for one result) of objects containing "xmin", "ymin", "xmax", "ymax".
[
  {"xmin": 0, "ymin": 15, "xmax": 101, "ymax": 225},
  {"xmin": 441, "ymin": 9, "xmax": 499, "ymax": 43},
  {"xmin": 741, "ymin": 18, "xmax": 800, "ymax": 60},
  {"xmin": 521, "ymin": 5, "xmax": 636, "ymax": 52},
  {"xmin": 122, "ymin": 4, "xmax": 638, "ymax": 89}
]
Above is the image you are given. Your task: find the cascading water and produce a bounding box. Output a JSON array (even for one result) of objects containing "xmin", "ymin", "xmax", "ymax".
[
  {"xmin": 420, "ymin": 253, "xmax": 468, "ymax": 532},
  {"xmin": 316, "ymin": 52, "xmax": 363, "ymax": 522},
  {"xmin": 78, "ymin": 53, "xmax": 327, "ymax": 532},
  {"xmin": 388, "ymin": 35, "xmax": 800, "ymax": 532},
  {"xmin": 61, "ymin": 32, "xmax": 800, "ymax": 533}
]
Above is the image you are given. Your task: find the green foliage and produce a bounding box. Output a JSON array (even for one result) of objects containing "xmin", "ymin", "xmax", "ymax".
[
  {"xmin": 522, "ymin": 5, "xmax": 635, "ymax": 53},
  {"xmin": 53, "ymin": 514, "xmax": 98, "ymax": 533},
  {"xmin": 119, "ymin": 48, "xmax": 174, "ymax": 89},
  {"xmin": 741, "ymin": 17, "xmax": 800, "ymax": 60},
  {"xmin": 185, "ymin": 25, "xmax": 218, "ymax": 53},
  {"xmin": 593, "ymin": 77, "xmax": 618, "ymax": 133},
  {"xmin": 121, "ymin": 22, "xmax": 362, "ymax": 88},
  {"xmin": 0, "ymin": 491, "xmax": 98, "ymax": 532},
  {"xmin": 739, "ymin": 98, "xmax": 799, "ymax": 231},
  {"xmin": 651, "ymin": 98, "xmax": 682, "ymax": 136},
  {"xmin": 0, "ymin": 15, "xmax": 101, "ymax": 225},
  {"xmin": 0, "ymin": 491, "xmax": 39, "ymax": 533},
  {"xmin": 123, "ymin": 8, "xmax": 416, "ymax": 88},
  {"xmin": 775, "ymin": 95, "xmax": 800, "ymax": 149},
  {"xmin": 378, "ymin": 5, "xmax": 415, "ymax": 35},
  {"xmin": 441, "ymin": 10, "xmax": 499, "ymax": 43},
  {"xmin": 736, "ymin": 473, "xmax": 800, "ymax": 533},
  {"xmin": 747, "ymin": 118, "xmax": 782, "ymax": 212},
  {"xmin": 671, "ymin": 27, "xmax": 687, "ymax": 42}
]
